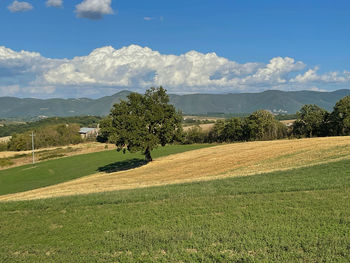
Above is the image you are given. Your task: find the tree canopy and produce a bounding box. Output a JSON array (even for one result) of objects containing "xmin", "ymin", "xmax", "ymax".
[
  {"xmin": 292, "ymin": 104, "xmax": 328, "ymax": 137},
  {"xmin": 330, "ymin": 95, "xmax": 350, "ymax": 136},
  {"xmin": 101, "ymin": 87, "xmax": 182, "ymax": 162}
]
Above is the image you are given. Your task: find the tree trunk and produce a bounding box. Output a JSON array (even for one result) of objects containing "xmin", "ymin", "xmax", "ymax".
[{"xmin": 144, "ymin": 147, "xmax": 153, "ymax": 162}]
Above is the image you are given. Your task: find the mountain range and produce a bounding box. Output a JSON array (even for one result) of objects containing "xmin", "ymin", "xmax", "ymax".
[{"xmin": 0, "ymin": 89, "xmax": 349, "ymax": 118}]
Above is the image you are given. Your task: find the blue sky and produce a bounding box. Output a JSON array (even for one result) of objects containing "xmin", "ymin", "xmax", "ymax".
[{"xmin": 0, "ymin": 0, "xmax": 350, "ymax": 98}]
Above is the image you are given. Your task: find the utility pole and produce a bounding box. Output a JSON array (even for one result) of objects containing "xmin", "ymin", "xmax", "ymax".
[{"xmin": 30, "ymin": 131, "xmax": 35, "ymax": 165}]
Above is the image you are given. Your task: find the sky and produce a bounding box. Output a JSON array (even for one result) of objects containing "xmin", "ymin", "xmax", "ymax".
[{"xmin": 0, "ymin": 0, "xmax": 350, "ymax": 98}]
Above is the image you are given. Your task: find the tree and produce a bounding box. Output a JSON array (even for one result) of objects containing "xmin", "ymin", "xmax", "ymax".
[
  {"xmin": 106, "ymin": 87, "xmax": 183, "ymax": 162},
  {"xmin": 221, "ymin": 117, "xmax": 244, "ymax": 142},
  {"xmin": 245, "ymin": 110, "xmax": 286, "ymax": 141},
  {"xmin": 207, "ymin": 119, "xmax": 225, "ymax": 142},
  {"xmin": 97, "ymin": 116, "xmax": 114, "ymax": 143},
  {"xmin": 329, "ymin": 95, "xmax": 350, "ymax": 136},
  {"xmin": 292, "ymin": 104, "xmax": 328, "ymax": 137}
]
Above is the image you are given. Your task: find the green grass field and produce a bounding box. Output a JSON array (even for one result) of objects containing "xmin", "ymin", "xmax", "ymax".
[
  {"xmin": 1, "ymin": 158, "xmax": 349, "ymax": 262},
  {"xmin": 0, "ymin": 144, "xmax": 212, "ymax": 195}
]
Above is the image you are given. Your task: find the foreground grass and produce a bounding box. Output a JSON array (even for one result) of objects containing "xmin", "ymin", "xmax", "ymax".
[
  {"xmin": 1, "ymin": 159, "xmax": 350, "ymax": 262},
  {"xmin": 0, "ymin": 144, "xmax": 211, "ymax": 195}
]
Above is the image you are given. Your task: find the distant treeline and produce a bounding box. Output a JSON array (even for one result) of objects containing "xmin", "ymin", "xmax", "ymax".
[
  {"xmin": 1, "ymin": 124, "xmax": 83, "ymax": 151},
  {"xmin": 0, "ymin": 116, "xmax": 102, "ymax": 137},
  {"xmin": 183, "ymin": 95, "xmax": 350, "ymax": 143},
  {"xmin": 183, "ymin": 110, "xmax": 288, "ymax": 144}
]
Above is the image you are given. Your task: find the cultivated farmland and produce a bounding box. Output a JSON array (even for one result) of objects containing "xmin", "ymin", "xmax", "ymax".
[
  {"xmin": 1, "ymin": 136, "xmax": 350, "ymax": 201},
  {"xmin": 0, "ymin": 158, "xmax": 349, "ymax": 262}
]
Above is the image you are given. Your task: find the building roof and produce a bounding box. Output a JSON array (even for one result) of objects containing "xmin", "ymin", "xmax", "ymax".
[{"xmin": 79, "ymin": 127, "xmax": 96, "ymax": 134}]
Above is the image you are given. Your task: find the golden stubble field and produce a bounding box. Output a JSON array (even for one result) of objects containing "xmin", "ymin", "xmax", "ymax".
[
  {"xmin": 1, "ymin": 136, "xmax": 350, "ymax": 201},
  {"xmin": 0, "ymin": 142, "xmax": 115, "ymax": 169}
]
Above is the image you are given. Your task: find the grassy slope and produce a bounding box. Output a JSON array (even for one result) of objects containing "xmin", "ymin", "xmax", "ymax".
[
  {"xmin": 1, "ymin": 159, "xmax": 350, "ymax": 262},
  {"xmin": 0, "ymin": 144, "xmax": 211, "ymax": 195}
]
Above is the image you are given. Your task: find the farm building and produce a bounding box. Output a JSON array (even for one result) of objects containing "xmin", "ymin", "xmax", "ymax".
[{"xmin": 79, "ymin": 127, "xmax": 99, "ymax": 139}]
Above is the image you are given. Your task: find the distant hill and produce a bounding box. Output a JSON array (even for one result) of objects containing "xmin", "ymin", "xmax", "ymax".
[{"xmin": 0, "ymin": 89, "xmax": 349, "ymax": 118}]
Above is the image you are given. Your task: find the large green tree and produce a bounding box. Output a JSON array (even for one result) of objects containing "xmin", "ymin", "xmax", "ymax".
[
  {"xmin": 292, "ymin": 104, "xmax": 328, "ymax": 137},
  {"xmin": 104, "ymin": 87, "xmax": 182, "ymax": 162}
]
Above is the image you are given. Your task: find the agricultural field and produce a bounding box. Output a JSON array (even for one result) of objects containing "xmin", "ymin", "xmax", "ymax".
[
  {"xmin": 2, "ymin": 136, "xmax": 350, "ymax": 201},
  {"xmin": 0, "ymin": 142, "xmax": 116, "ymax": 169},
  {"xmin": 0, "ymin": 144, "xmax": 212, "ymax": 197},
  {"xmin": 183, "ymin": 123, "xmax": 215, "ymax": 132},
  {"xmin": 0, "ymin": 157, "xmax": 349, "ymax": 262},
  {"xmin": 1, "ymin": 137, "xmax": 350, "ymax": 262},
  {"xmin": 0, "ymin": 136, "xmax": 11, "ymax": 143}
]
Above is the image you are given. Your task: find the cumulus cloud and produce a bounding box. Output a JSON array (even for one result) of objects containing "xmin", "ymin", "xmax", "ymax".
[
  {"xmin": 38, "ymin": 45, "xmax": 308, "ymax": 91},
  {"xmin": 46, "ymin": 0, "xmax": 63, "ymax": 8},
  {"xmin": 0, "ymin": 46, "xmax": 65, "ymax": 77},
  {"xmin": 75, "ymin": 0, "xmax": 114, "ymax": 20},
  {"xmin": 291, "ymin": 67, "xmax": 350, "ymax": 84},
  {"xmin": 8, "ymin": 1, "xmax": 33, "ymax": 12},
  {"xmin": 1, "ymin": 45, "xmax": 350, "ymax": 97}
]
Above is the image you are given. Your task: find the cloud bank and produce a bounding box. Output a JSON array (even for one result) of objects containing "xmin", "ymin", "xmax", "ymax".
[
  {"xmin": 8, "ymin": 1, "xmax": 33, "ymax": 12},
  {"xmin": 75, "ymin": 0, "xmax": 113, "ymax": 20},
  {"xmin": 0, "ymin": 45, "xmax": 349, "ymax": 97}
]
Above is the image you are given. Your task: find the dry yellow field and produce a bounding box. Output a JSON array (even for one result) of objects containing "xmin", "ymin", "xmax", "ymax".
[
  {"xmin": 183, "ymin": 123, "xmax": 215, "ymax": 132},
  {"xmin": 0, "ymin": 136, "xmax": 11, "ymax": 144},
  {"xmin": 0, "ymin": 142, "xmax": 115, "ymax": 169},
  {"xmin": 1, "ymin": 136, "xmax": 350, "ymax": 201}
]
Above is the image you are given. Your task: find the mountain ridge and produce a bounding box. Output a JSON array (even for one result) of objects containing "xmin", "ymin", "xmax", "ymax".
[{"xmin": 0, "ymin": 89, "xmax": 349, "ymax": 118}]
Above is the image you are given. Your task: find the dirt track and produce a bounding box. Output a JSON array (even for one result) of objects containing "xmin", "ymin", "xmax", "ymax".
[{"xmin": 1, "ymin": 136, "xmax": 350, "ymax": 201}]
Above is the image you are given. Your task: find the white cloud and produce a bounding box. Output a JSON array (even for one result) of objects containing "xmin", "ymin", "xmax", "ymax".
[
  {"xmin": 291, "ymin": 67, "xmax": 350, "ymax": 84},
  {"xmin": 8, "ymin": 1, "xmax": 33, "ymax": 12},
  {"xmin": 0, "ymin": 45, "xmax": 350, "ymax": 97},
  {"xmin": 0, "ymin": 46, "xmax": 65, "ymax": 77},
  {"xmin": 39, "ymin": 45, "xmax": 308, "ymax": 92},
  {"xmin": 46, "ymin": 0, "xmax": 63, "ymax": 8},
  {"xmin": 75, "ymin": 0, "xmax": 114, "ymax": 20},
  {"xmin": 23, "ymin": 85, "xmax": 56, "ymax": 94},
  {"xmin": 144, "ymin": 16, "xmax": 164, "ymax": 22},
  {"xmin": 0, "ymin": 85, "xmax": 20, "ymax": 96}
]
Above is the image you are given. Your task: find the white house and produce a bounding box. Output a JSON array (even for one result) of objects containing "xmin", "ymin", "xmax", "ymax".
[{"xmin": 79, "ymin": 127, "xmax": 99, "ymax": 139}]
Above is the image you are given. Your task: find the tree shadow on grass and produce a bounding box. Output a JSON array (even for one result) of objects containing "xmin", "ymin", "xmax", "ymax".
[{"xmin": 97, "ymin": 158, "xmax": 147, "ymax": 173}]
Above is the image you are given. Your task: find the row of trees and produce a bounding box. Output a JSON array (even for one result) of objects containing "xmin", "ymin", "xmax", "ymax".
[
  {"xmin": 5, "ymin": 124, "xmax": 83, "ymax": 151},
  {"xmin": 184, "ymin": 110, "xmax": 288, "ymax": 144},
  {"xmin": 0, "ymin": 116, "xmax": 102, "ymax": 137},
  {"xmin": 292, "ymin": 96, "xmax": 350, "ymax": 137}
]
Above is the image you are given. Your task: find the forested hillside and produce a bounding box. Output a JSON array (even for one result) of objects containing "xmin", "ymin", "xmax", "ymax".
[{"xmin": 0, "ymin": 89, "xmax": 349, "ymax": 118}]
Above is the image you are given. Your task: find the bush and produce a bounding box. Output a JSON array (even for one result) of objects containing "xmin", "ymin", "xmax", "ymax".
[
  {"xmin": 0, "ymin": 143, "xmax": 8, "ymax": 151},
  {"xmin": 184, "ymin": 126, "xmax": 207, "ymax": 144}
]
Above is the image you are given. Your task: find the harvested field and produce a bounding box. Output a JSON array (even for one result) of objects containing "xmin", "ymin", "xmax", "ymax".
[
  {"xmin": 2, "ymin": 136, "xmax": 350, "ymax": 201},
  {"xmin": 280, "ymin": 119, "xmax": 296, "ymax": 126},
  {"xmin": 0, "ymin": 142, "xmax": 115, "ymax": 168},
  {"xmin": 183, "ymin": 123, "xmax": 215, "ymax": 132},
  {"xmin": 0, "ymin": 136, "xmax": 11, "ymax": 143},
  {"xmin": 183, "ymin": 115, "xmax": 224, "ymax": 121}
]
